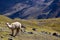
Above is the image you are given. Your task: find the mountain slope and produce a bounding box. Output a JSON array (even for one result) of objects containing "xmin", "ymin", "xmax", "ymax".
[
  {"xmin": 0, "ymin": 0, "xmax": 60, "ymax": 19},
  {"xmin": 0, "ymin": 16, "xmax": 60, "ymax": 40}
]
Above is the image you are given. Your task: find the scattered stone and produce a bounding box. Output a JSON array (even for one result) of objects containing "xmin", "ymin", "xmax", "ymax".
[
  {"xmin": 52, "ymin": 33, "xmax": 58, "ymax": 36},
  {"xmin": 52, "ymin": 33, "xmax": 60, "ymax": 38},
  {"xmin": 48, "ymin": 32, "xmax": 51, "ymax": 35},
  {"xmin": 44, "ymin": 32, "xmax": 48, "ymax": 34},
  {"xmin": 53, "ymin": 33, "xmax": 57, "ymax": 36},
  {"xmin": 41, "ymin": 31, "xmax": 45, "ymax": 33},
  {"xmin": 41, "ymin": 31, "xmax": 48, "ymax": 34},
  {"xmin": 0, "ymin": 28, "xmax": 2, "ymax": 32},
  {"xmin": 32, "ymin": 28, "xmax": 36, "ymax": 31},
  {"xmin": 8, "ymin": 37, "xmax": 13, "ymax": 40},
  {"xmin": 1, "ymin": 36, "xmax": 4, "ymax": 38},
  {"xmin": 58, "ymin": 35, "xmax": 60, "ymax": 37},
  {"xmin": 27, "ymin": 32, "xmax": 33, "ymax": 34}
]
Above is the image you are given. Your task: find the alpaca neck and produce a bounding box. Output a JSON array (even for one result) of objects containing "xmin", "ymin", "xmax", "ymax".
[{"xmin": 7, "ymin": 24, "xmax": 12, "ymax": 28}]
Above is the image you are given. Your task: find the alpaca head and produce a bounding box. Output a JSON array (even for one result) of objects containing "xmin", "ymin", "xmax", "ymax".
[
  {"xmin": 6, "ymin": 22, "xmax": 12, "ymax": 28},
  {"xmin": 6, "ymin": 23, "xmax": 9, "ymax": 25}
]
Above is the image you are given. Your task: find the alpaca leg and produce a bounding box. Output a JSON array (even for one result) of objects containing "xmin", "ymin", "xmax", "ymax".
[
  {"xmin": 11, "ymin": 29, "xmax": 14, "ymax": 36},
  {"xmin": 21, "ymin": 28, "xmax": 25, "ymax": 33},
  {"xmin": 15, "ymin": 28, "xmax": 19, "ymax": 36},
  {"xmin": 21, "ymin": 28, "xmax": 24, "ymax": 32}
]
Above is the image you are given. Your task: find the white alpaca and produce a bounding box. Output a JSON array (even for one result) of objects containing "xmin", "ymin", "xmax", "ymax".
[{"xmin": 6, "ymin": 22, "xmax": 22, "ymax": 36}]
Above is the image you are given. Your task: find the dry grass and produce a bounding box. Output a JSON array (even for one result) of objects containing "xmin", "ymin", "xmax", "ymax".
[{"xmin": 0, "ymin": 15, "xmax": 60, "ymax": 40}]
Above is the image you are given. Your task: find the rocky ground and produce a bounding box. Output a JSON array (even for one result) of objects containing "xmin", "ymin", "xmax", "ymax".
[
  {"xmin": 0, "ymin": 15, "xmax": 60, "ymax": 40},
  {"xmin": 0, "ymin": 27, "xmax": 60, "ymax": 40}
]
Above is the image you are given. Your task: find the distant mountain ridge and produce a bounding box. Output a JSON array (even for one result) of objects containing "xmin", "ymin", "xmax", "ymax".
[{"xmin": 0, "ymin": 0, "xmax": 60, "ymax": 19}]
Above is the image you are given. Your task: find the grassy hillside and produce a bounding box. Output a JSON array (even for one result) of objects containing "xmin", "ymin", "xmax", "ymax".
[
  {"xmin": 14, "ymin": 18, "xmax": 60, "ymax": 33},
  {"xmin": 0, "ymin": 15, "xmax": 60, "ymax": 40}
]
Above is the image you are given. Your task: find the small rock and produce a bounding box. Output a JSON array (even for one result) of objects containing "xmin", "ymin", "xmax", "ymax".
[
  {"xmin": 41, "ymin": 31, "xmax": 45, "ymax": 33},
  {"xmin": 0, "ymin": 29, "xmax": 2, "ymax": 32},
  {"xmin": 8, "ymin": 37, "xmax": 13, "ymax": 40},
  {"xmin": 52, "ymin": 33, "xmax": 58, "ymax": 36},
  {"xmin": 28, "ymin": 32, "xmax": 33, "ymax": 34},
  {"xmin": 32, "ymin": 28, "xmax": 36, "ymax": 31},
  {"xmin": 58, "ymin": 35, "xmax": 60, "ymax": 37},
  {"xmin": 41, "ymin": 31, "xmax": 48, "ymax": 34},
  {"xmin": 1, "ymin": 36, "xmax": 4, "ymax": 38},
  {"xmin": 48, "ymin": 32, "xmax": 51, "ymax": 35}
]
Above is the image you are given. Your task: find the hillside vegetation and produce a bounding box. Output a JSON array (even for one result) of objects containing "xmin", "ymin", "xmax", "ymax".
[
  {"xmin": 14, "ymin": 18, "xmax": 60, "ymax": 33},
  {"xmin": 0, "ymin": 15, "xmax": 60, "ymax": 40}
]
